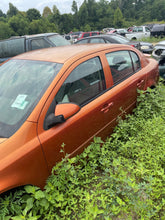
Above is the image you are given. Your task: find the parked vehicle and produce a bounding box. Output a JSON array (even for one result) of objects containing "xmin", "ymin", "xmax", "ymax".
[
  {"xmin": 108, "ymin": 28, "xmax": 129, "ymax": 37},
  {"xmin": 152, "ymin": 40, "xmax": 165, "ymax": 78},
  {"xmin": 68, "ymin": 31, "xmax": 82, "ymax": 42},
  {"xmin": 76, "ymin": 31, "xmax": 100, "ymax": 41},
  {"xmin": 125, "ymin": 26, "xmax": 151, "ymax": 40},
  {"xmin": 0, "ymin": 44, "xmax": 159, "ymax": 194},
  {"xmin": 0, "ymin": 33, "xmax": 70, "ymax": 64},
  {"xmin": 139, "ymin": 41, "xmax": 154, "ymax": 54},
  {"xmin": 151, "ymin": 24, "xmax": 165, "ymax": 38},
  {"xmin": 74, "ymin": 34, "xmax": 153, "ymax": 53},
  {"xmin": 102, "ymin": 27, "xmax": 115, "ymax": 33},
  {"xmin": 152, "ymin": 40, "xmax": 165, "ymax": 60},
  {"xmin": 75, "ymin": 34, "xmax": 140, "ymax": 50}
]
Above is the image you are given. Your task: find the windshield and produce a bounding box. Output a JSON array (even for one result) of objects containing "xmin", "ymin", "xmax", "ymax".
[
  {"xmin": 48, "ymin": 34, "xmax": 71, "ymax": 46},
  {"xmin": 110, "ymin": 35, "xmax": 130, "ymax": 43},
  {"xmin": 0, "ymin": 59, "xmax": 63, "ymax": 138}
]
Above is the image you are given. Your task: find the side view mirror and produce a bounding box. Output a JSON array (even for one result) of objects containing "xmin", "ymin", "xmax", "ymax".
[{"xmin": 45, "ymin": 103, "xmax": 80, "ymax": 129}]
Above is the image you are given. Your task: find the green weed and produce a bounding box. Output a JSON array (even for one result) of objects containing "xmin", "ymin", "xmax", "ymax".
[{"xmin": 1, "ymin": 82, "xmax": 165, "ymax": 219}]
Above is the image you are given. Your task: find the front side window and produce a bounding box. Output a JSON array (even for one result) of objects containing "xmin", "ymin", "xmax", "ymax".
[
  {"xmin": 55, "ymin": 57, "xmax": 106, "ymax": 106},
  {"xmin": 145, "ymin": 27, "xmax": 150, "ymax": 32},
  {"xmin": 31, "ymin": 38, "xmax": 52, "ymax": 50},
  {"xmin": 0, "ymin": 60, "xmax": 62, "ymax": 137},
  {"xmin": 106, "ymin": 51, "xmax": 134, "ymax": 84}
]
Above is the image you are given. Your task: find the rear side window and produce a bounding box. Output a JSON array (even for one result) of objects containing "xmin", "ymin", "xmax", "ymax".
[
  {"xmin": 55, "ymin": 57, "xmax": 106, "ymax": 106},
  {"xmin": 106, "ymin": 51, "xmax": 135, "ymax": 84}
]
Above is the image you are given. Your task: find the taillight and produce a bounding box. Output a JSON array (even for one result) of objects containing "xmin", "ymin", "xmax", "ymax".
[{"xmin": 131, "ymin": 45, "xmax": 135, "ymax": 47}]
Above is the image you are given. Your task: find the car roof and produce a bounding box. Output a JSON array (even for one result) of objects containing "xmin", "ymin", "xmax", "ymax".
[
  {"xmin": 8, "ymin": 33, "xmax": 58, "ymax": 40},
  {"xmin": 13, "ymin": 44, "xmax": 127, "ymax": 63},
  {"xmin": 76, "ymin": 34, "xmax": 123, "ymax": 40},
  {"xmin": 23, "ymin": 33, "xmax": 58, "ymax": 38}
]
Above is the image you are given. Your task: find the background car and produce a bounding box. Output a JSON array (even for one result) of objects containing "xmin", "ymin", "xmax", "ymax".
[
  {"xmin": 152, "ymin": 40, "xmax": 165, "ymax": 78},
  {"xmin": 158, "ymin": 50, "xmax": 165, "ymax": 78},
  {"xmin": 76, "ymin": 31, "xmax": 100, "ymax": 41},
  {"xmin": 0, "ymin": 44, "xmax": 159, "ymax": 194},
  {"xmin": 74, "ymin": 33, "xmax": 153, "ymax": 53},
  {"xmin": 152, "ymin": 40, "xmax": 165, "ymax": 60},
  {"xmin": 139, "ymin": 41, "xmax": 154, "ymax": 54},
  {"xmin": 151, "ymin": 24, "xmax": 165, "ymax": 38},
  {"xmin": 75, "ymin": 34, "xmax": 140, "ymax": 49},
  {"xmin": 107, "ymin": 28, "xmax": 129, "ymax": 37}
]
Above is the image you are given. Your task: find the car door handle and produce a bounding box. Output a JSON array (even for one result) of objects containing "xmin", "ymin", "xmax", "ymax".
[
  {"xmin": 137, "ymin": 79, "xmax": 144, "ymax": 87},
  {"xmin": 101, "ymin": 102, "xmax": 114, "ymax": 113}
]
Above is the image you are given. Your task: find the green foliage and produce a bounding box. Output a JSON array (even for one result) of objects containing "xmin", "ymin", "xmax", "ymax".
[
  {"xmin": 26, "ymin": 9, "xmax": 41, "ymax": 22},
  {"xmin": 1, "ymin": 81, "xmax": 165, "ymax": 219},
  {"xmin": 7, "ymin": 3, "xmax": 18, "ymax": 18},
  {"xmin": 0, "ymin": 21, "xmax": 13, "ymax": 40},
  {"xmin": 0, "ymin": 0, "xmax": 165, "ymax": 37},
  {"xmin": 113, "ymin": 7, "xmax": 124, "ymax": 28},
  {"xmin": 8, "ymin": 15, "xmax": 29, "ymax": 36}
]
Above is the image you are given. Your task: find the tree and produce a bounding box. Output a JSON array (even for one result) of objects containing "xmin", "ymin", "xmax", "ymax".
[
  {"xmin": 71, "ymin": 0, "xmax": 79, "ymax": 29},
  {"xmin": 72, "ymin": 0, "xmax": 78, "ymax": 14},
  {"xmin": 0, "ymin": 21, "xmax": 13, "ymax": 40},
  {"xmin": 113, "ymin": 7, "xmax": 124, "ymax": 28},
  {"xmin": 78, "ymin": 2, "xmax": 88, "ymax": 28},
  {"xmin": 28, "ymin": 18, "xmax": 58, "ymax": 34},
  {"xmin": 8, "ymin": 14, "xmax": 29, "ymax": 36},
  {"xmin": 0, "ymin": 9, "xmax": 6, "ymax": 18},
  {"xmin": 52, "ymin": 5, "xmax": 60, "ymax": 15},
  {"xmin": 58, "ymin": 14, "xmax": 74, "ymax": 34},
  {"xmin": 7, "ymin": 3, "xmax": 18, "ymax": 18},
  {"xmin": 26, "ymin": 8, "xmax": 41, "ymax": 22},
  {"xmin": 49, "ymin": 5, "xmax": 61, "ymax": 25},
  {"xmin": 42, "ymin": 6, "xmax": 52, "ymax": 18}
]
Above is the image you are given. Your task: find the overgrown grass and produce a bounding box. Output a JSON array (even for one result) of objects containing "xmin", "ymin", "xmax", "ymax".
[
  {"xmin": 136, "ymin": 36, "xmax": 165, "ymax": 43},
  {"xmin": 1, "ymin": 81, "xmax": 165, "ymax": 220}
]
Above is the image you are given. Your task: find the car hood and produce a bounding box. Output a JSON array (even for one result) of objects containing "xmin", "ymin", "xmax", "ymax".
[{"xmin": 156, "ymin": 40, "xmax": 165, "ymax": 46}]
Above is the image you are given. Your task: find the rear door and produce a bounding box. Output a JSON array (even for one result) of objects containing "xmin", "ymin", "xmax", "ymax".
[{"xmin": 100, "ymin": 49, "xmax": 146, "ymax": 133}]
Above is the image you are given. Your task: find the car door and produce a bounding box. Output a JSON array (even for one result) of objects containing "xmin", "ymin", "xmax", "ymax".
[
  {"xmin": 37, "ymin": 54, "xmax": 120, "ymax": 172},
  {"xmin": 101, "ymin": 49, "xmax": 146, "ymax": 130},
  {"xmin": 144, "ymin": 26, "xmax": 151, "ymax": 38}
]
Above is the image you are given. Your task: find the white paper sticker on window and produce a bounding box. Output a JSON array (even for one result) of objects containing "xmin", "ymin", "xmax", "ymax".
[{"xmin": 11, "ymin": 94, "xmax": 28, "ymax": 110}]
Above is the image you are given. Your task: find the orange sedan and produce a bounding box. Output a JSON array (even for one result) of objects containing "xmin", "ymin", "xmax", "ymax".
[{"xmin": 0, "ymin": 44, "xmax": 159, "ymax": 194}]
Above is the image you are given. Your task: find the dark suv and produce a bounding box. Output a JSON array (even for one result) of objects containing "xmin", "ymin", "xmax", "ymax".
[{"xmin": 151, "ymin": 24, "xmax": 165, "ymax": 38}]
